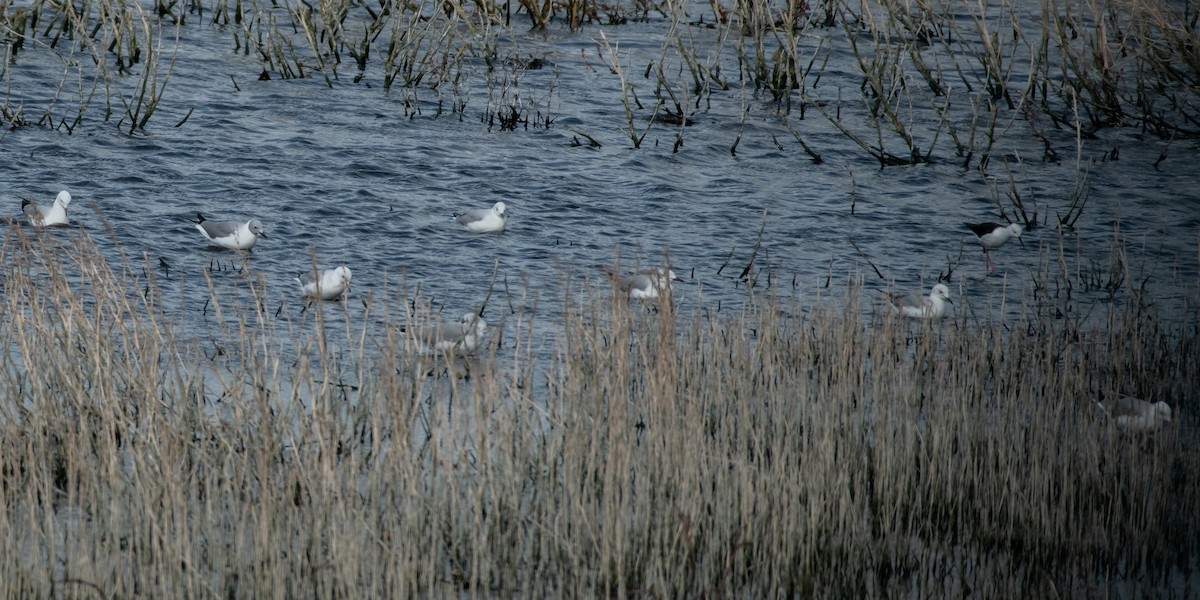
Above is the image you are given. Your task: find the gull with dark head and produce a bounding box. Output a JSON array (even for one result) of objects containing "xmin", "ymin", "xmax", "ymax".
[
  {"xmin": 884, "ymin": 283, "xmax": 952, "ymax": 319},
  {"xmin": 22, "ymin": 190, "xmax": 73, "ymax": 227},
  {"xmin": 297, "ymin": 266, "xmax": 353, "ymax": 301},
  {"xmin": 454, "ymin": 202, "xmax": 508, "ymax": 233},
  {"xmin": 190, "ymin": 213, "xmax": 267, "ymax": 250}
]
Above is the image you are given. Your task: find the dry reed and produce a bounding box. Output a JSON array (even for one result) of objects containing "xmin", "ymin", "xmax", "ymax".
[{"xmin": 0, "ymin": 222, "xmax": 1195, "ymax": 597}]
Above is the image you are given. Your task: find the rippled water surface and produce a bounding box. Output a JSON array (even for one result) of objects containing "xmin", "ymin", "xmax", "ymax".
[{"xmin": 3, "ymin": 1, "xmax": 1199, "ymax": 355}]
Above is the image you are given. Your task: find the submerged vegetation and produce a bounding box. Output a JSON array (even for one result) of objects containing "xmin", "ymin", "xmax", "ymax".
[
  {"xmin": 0, "ymin": 222, "xmax": 1196, "ymax": 596},
  {"xmin": 2, "ymin": 0, "xmax": 1199, "ymax": 162}
]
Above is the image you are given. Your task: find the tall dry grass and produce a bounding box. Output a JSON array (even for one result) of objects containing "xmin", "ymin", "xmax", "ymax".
[{"xmin": 0, "ymin": 224, "xmax": 1195, "ymax": 596}]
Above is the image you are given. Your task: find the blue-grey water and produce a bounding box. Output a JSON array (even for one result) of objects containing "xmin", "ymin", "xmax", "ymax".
[
  {"xmin": 0, "ymin": 9, "xmax": 1197, "ymax": 388},
  {"xmin": 3, "ymin": 5, "xmax": 1198, "ymax": 354}
]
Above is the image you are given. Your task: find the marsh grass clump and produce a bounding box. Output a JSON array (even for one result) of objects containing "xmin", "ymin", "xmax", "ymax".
[
  {"xmin": 0, "ymin": 225, "xmax": 1195, "ymax": 596},
  {"xmin": 3, "ymin": 0, "xmax": 1199, "ymax": 159}
]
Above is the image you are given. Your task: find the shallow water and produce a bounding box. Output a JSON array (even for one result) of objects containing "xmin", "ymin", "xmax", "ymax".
[
  {"xmin": 2, "ymin": 3, "xmax": 1199, "ymax": 594},
  {"xmin": 2, "ymin": 2, "xmax": 1198, "ymax": 355}
]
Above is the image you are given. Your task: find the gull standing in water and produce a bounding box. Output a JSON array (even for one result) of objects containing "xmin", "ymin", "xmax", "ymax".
[
  {"xmin": 884, "ymin": 283, "xmax": 952, "ymax": 319},
  {"xmin": 407, "ymin": 312, "xmax": 489, "ymax": 355},
  {"xmin": 190, "ymin": 213, "xmax": 268, "ymax": 250},
  {"xmin": 296, "ymin": 266, "xmax": 353, "ymax": 301},
  {"xmin": 454, "ymin": 202, "xmax": 508, "ymax": 233},
  {"xmin": 964, "ymin": 222, "xmax": 1023, "ymax": 275},
  {"xmin": 21, "ymin": 190, "xmax": 73, "ymax": 227}
]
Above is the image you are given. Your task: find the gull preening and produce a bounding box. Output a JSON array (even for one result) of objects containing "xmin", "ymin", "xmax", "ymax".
[
  {"xmin": 455, "ymin": 202, "xmax": 508, "ymax": 233},
  {"xmin": 965, "ymin": 222, "xmax": 1023, "ymax": 275},
  {"xmin": 1096, "ymin": 396, "xmax": 1173, "ymax": 433},
  {"xmin": 21, "ymin": 190, "xmax": 73, "ymax": 227},
  {"xmin": 296, "ymin": 266, "xmax": 353, "ymax": 301},
  {"xmin": 884, "ymin": 283, "xmax": 952, "ymax": 319},
  {"xmin": 407, "ymin": 312, "xmax": 489, "ymax": 355},
  {"xmin": 607, "ymin": 266, "xmax": 680, "ymax": 300},
  {"xmin": 190, "ymin": 213, "xmax": 268, "ymax": 250}
]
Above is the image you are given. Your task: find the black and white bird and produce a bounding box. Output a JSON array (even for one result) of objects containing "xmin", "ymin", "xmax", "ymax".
[{"xmin": 964, "ymin": 222, "xmax": 1023, "ymax": 275}]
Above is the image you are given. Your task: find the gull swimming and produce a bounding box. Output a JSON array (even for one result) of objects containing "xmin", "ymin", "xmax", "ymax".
[
  {"xmin": 21, "ymin": 190, "xmax": 72, "ymax": 227},
  {"xmin": 455, "ymin": 202, "xmax": 508, "ymax": 233},
  {"xmin": 190, "ymin": 213, "xmax": 267, "ymax": 250},
  {"xmin": 964, "ymin": 222, "xmax": 1023, "ymax": 275},
  {"xmin": 1096, "ymin": 396, "xmax": 1173, "ymax": 433},
  {"xmin": 296, "ymin": 266, "xmax": 353, "ymax": 301},
  {"xmin": 607, "ymin": 266, "xmax": 680, "ymax": 300},
  {"xmin": 885, "ymin": 283, "xmax": 952, "ymax": 319},
  {"xmin": 407, "ymin": 312, "xmax": 489, "ymax": 355}
]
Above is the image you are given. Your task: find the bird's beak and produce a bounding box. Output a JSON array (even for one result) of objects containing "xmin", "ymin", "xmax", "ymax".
[{"xmin": 260, "ymin": 232, "xmax": 268, "ymax": 238}]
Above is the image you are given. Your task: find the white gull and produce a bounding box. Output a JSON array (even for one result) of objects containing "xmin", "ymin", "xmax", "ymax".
[
  {"xmin": 297, "ymin": 266, "xmax": 353, "ymax": 301},
  {"xmin": 190, "ymin": 213, "xmax": 267, "ymax": 250},
  {"xmin": 407, "ymin": 312, "xmax": 489, "ymax": 355},
  {"xmin": 22, "ymin": 190, "xmax": 72, "ymax": 227},
  {"xmin": 884, "ymin": 283, "xmax": 952, "ymax": 319},
  {"xmin": 455, "ymin": 202, "xmax": 508, "ymax": 233}
]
